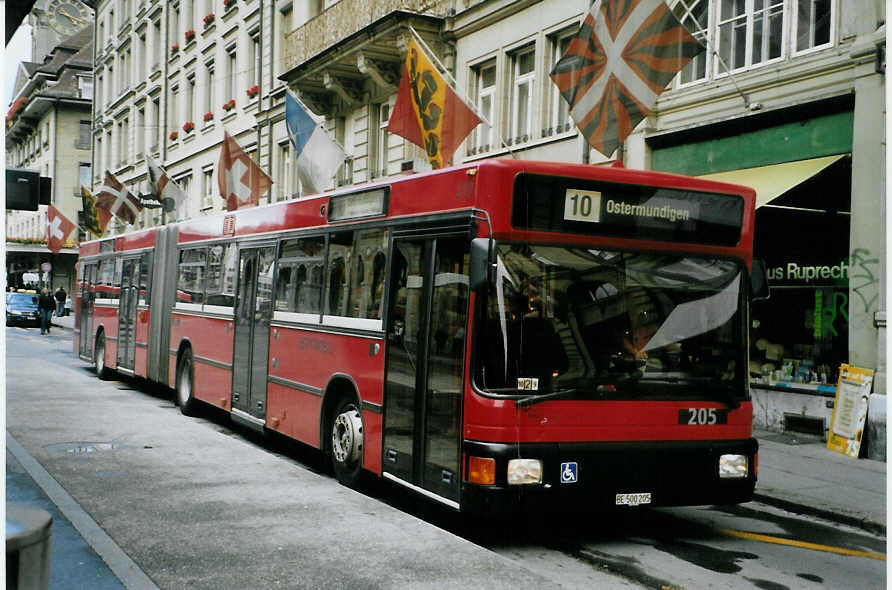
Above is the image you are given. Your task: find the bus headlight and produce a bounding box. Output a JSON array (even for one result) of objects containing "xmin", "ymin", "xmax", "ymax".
[
  {"xmin": 507, "ymin": 459, "xmax": 543, "ymax": 485},
  {"xmin": 719, "ymin": 454, "xmax": 748, "ymax": 479}
]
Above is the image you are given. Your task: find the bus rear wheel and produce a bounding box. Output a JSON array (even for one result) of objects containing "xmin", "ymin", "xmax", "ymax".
[
  {"xmin": 330, "ymin": 398, "xmax": 364, "ymax": 488},
  {"xmin": 94, "ymin": 333, "xmax": 109, "ymax": 380},
  {"xmin": 176, "ymin": 348, "xmax": 198, "ymax": 417}
]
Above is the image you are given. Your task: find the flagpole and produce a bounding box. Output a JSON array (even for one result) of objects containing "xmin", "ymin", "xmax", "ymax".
[{"xmin": 406, "ymin": 25, "xmax": 516, "ymax": 159}]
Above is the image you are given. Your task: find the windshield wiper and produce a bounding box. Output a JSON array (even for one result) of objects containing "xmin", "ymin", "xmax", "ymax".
[{"xmin": 515, "ymin": 388, "xmax": 578, "ymax": 408}]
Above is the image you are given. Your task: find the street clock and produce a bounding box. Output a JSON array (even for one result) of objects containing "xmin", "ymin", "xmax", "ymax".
[{"xmin": 47, "ymin": 0, "xmax": 90, "ymax": 37}]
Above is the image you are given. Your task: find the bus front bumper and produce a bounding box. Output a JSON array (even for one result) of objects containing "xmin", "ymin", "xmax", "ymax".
[{"xmin": 460, "ymin": 438, "xmax": 758, "ymax": 514}]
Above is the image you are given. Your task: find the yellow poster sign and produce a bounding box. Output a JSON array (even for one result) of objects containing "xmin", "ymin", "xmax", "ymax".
[{"xmin": 826, "ymin": 364, "xmax": 874, "ymax": 458}]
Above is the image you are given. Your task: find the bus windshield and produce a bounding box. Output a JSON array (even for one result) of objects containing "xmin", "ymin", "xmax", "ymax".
[{"xmin": 473, "ymin": 244, "xmax": 745, "ymax": 405}]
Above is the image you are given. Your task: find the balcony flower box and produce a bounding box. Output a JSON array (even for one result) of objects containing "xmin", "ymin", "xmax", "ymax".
[
  {"xmin": 183, "ymin": 121, "xmax": 195, "ymax": 133},
  {"xmin": 203, "ymin": 111, "xmax": 214, "ymax": 122},
  {"xmin": 185, "ymin": 29, "xmax": 196, "ymax": 43},
  {"xmin": 222, "ymin": 99, "xmax": 236, "ymax": 112},
  {"xmin": 246, "ymin": 85, "xmax": 259, "ymax": 99},
  {"xmin": 170, "ymin": 44, "xmax": 179, "ymax": 54},
  {"xmin": 224, "ymin": 0, "xmax": 236, "ymax": 11},
  {"xmin": 203, "ymin": 13, "xmax": 215, "ymax": 27},
  {"xmin": 169, "ymin": 130, "xmax": 179, "ymax": 141}
]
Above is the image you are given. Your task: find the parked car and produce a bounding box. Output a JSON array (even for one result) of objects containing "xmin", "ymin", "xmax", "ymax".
[{"xmin": 6, "ymin": 292, "xmax": 40, "ymax": 327}]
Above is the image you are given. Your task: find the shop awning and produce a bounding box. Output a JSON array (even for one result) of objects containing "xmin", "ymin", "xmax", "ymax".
[{"xmin": 697, "ymin": 154, "xmax": 846, "ymax": 208}]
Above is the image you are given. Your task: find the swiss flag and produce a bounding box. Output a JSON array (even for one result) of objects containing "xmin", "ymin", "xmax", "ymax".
[
  {"xmin": 217, "ymin": 130, "xmax": 273, "ymax": 211},
  {"xmin": 47, "ymin": 205, "xmax": 76, "ymax": 254}
]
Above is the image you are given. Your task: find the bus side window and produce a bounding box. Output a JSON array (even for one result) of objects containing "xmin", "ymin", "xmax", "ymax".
[
  {"xmin": 113, "ymin": 257, "xmax": 123, "ymax": 300},
  {"xmin": 342, "ymin": 228, "xmax": 388, "ymax": 320},
  {"xmin": 278, "ymin": 235, "xmax": 325, "ymax": 317},
  {"xmin": 368, "ymin": 252, "xmax": 386, "ymax": 319},
  {"xmin": 325, "ymin": 231, "xmax": 354, "ymax": 317},
  {"xmin": 98, "ymin": 258, "xmax": 115, "ymax": 300},
  {"xmin": 138, "ymin": 252, "xmax": 153, "ymax": 305},
  {"xmin": 275, "ymin": 265, "xmax": 294, "ymax": 311},
  {"xmin": 206, "ymin": 243, "xmax": 235, "ymax": 308},
  {"xmin": 303, "ymin": 264, "xmax": 323, "ymax": 314},
  {"xmin": 177, "ymin": 248, "xmax": 207, "ymax": 306}
]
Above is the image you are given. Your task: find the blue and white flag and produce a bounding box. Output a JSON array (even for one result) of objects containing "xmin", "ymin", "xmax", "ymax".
[{"xmin": 285, "ymin": 91, "xmax": 346, "ymax": 194}]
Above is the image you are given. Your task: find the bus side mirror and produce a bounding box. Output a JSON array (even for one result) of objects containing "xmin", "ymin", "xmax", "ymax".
[
  {"xmin": 751, "ymin": 259, "xmax": 770, "ymax": 301},
  {"xmin": 470, "ymin": 237, "xmax": 492, "ymax": 291}
]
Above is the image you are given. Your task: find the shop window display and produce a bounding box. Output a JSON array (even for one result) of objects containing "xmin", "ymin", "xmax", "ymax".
[{"xmin": 749, "ymin": 159, "xmax": 850, "ymax": 392}]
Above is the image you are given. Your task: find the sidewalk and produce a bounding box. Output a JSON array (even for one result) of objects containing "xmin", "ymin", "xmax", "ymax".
[
  {"xmin": 7, "ymin": 447, "xmax": 128, "ymax": 590},
  {"xmin": 51, "ymin": 313, "xmax": 75, "ymax": 331},
  {"xmin": 753, "ymin": 428, "xmax": 886, "ymax": 534}
]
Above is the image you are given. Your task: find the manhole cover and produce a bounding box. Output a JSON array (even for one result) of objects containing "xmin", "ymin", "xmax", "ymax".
[{"xmin": 45, "ymin": 441, "xmax": 123, "ymax": 455}]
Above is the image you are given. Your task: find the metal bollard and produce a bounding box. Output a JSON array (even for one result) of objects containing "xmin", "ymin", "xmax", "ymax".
[{"xmin": 6, "ymin": 504, "xmax": 52, "ymax": 590}]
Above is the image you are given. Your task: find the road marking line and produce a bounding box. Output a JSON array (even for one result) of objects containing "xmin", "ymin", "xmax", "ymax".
[
  {"xmin": 7, "ymin": 432, "xmax": 161, "ymax": 590},
  {"xmin": 718, "ymin": 528, "xmax": 886, "ymax": 561}
]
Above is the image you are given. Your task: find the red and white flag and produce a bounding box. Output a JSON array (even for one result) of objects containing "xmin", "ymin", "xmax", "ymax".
[
  {"xmin": 97, "ymin": 171, "xmax": 142, "ymax": 224},
  {"xmin": 549, "ymin": 0, "xmax": 703, "ymax": 157},
  {"xmin": 47, "ymin": 205, "xmax": 76, "ymax": 254},
  {"xmin": 217, "ymin": 130, "xmax": 273, "ymax": 211}
]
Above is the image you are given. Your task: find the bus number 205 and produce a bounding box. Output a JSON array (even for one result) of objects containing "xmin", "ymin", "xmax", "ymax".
[{"xmin": 678, "ymin": 408, "xmax": 728, "ymax": 425}]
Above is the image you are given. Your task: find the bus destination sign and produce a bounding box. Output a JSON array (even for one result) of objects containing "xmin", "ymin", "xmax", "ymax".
[{"xmin": 513, "ymin": 173, "xmax": 743, "ymax": 246}]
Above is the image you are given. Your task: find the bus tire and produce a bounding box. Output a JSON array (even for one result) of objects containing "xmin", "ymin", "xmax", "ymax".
[
  {"xmin": 330, "ymin": 397, "xmax": 364, "ymax": 488},
  {"xmin": 176, "ymin": 348, "xmax": 198, "ymax": 417},
  {"xmin": 94, "ymin": 332, "xmax": 110, "ymax": 380}
]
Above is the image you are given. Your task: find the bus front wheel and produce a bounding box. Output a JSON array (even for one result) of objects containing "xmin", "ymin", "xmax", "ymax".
[
  {"xmin": 176, "ymin": 348, "xmax": 198, "ymax": 417},
  {"xmin": 330, "ymin": 397, "xmax": 364, "ymax": 487}
]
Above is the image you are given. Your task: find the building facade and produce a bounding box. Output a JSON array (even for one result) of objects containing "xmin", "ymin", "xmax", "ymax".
[
  {"xmin": 91, "ymin": 0, "xmax": 308, "ymax": 237},
  {"xmin": 6, "ymin": 22, "xmax": 95, "ymax": 292},
  {"xmin": 89, "ymin": 0, "xmax": 885, "ymax": 456}
]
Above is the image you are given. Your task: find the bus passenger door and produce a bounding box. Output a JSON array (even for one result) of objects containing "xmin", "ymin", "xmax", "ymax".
[
  {"xmin": 232, "ymin": 246, "xmax": 276, "ymax": 423},
  {"xmin": 383, "ymin": 236, "xmax": 468, "ymax": 505},
  {"xmin": 116, "ymin": 257, "xmax": 139, "ymax": 371},
  {"xmin": 79, "ymin": 263, "xmax": 97, "ymax": 359}
]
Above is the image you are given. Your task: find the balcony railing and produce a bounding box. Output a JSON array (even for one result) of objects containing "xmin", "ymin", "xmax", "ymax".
[{"xmin": 282, "ymin": 0, "xmax": 451, "ymax": 72}]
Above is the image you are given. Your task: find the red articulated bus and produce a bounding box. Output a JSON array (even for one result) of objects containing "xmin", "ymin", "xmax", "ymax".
[{"xmin": 75, "ymin": 159, "xmax": 762, "ymax": 512}]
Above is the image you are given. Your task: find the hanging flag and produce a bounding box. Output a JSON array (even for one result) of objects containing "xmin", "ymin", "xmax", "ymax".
[
  {"xmin": 387, "ymin": 38, "xmax": 481, "ymax": 169},
  {"xmin": 47, "ymin": 205, "xmax": 76, "ymax": 254},
  {"xmin": 217, "ymin": 130, "xmax": 273, "ymax": 211},
  {"xmin": 146, "ymin": 154, "xmax": 187, "ymax": 212},
  {"xmin": 550, "ymin": 0, "xmax": 703, "ymax": 157},
  {"xmin": 81, "ymin": 185, "xmax": 112, "ymax": 236},
  {"xmin": 285, "ymin": 91, "xmax": 346, "ymax": 194},
  {"xmin": 96, "ymin": 171, "xmax": 142, "ymax": 224}
]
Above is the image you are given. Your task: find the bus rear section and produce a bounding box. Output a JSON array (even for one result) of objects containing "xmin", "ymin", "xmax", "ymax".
[{"xmin": 455, "ymin": 167, "xmax": 758, "ymax": 513}]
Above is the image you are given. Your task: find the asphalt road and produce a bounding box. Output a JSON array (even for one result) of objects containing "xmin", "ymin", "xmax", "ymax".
[{"xmin": 5, "ymin": 325, "xmax": 887, "ymax": 589}]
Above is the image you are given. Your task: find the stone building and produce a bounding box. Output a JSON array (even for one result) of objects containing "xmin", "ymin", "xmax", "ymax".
[
  {"xmin": 90, "ymin": 0, "xmax": 302, "ymax": 236},
  {"xmin": 89, "ymin": 0, "xmax": 885, "ymax": 456},
  {"xmin": 6, "ymin": 23, "xmax": 94, "ymax": 292}
]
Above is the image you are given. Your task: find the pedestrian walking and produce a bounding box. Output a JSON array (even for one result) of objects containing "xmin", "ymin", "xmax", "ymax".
[
  {"xmin": 38, "ymin": 288, "xmax": 55, "ymax": 334},
  {"xmin": 54, "ymin": 286, "xmax": 67, "ymax": 316}
]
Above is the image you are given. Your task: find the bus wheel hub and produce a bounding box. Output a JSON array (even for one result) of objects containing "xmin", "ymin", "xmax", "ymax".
[{"xmin": 332, "ymin": 408, "xmax": 363, "ymax": 464}]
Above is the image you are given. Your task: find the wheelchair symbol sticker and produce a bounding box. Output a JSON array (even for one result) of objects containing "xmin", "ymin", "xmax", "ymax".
[{"xmin": 560, "ymin": 462, "xmax": 578, "ymax": 483}]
